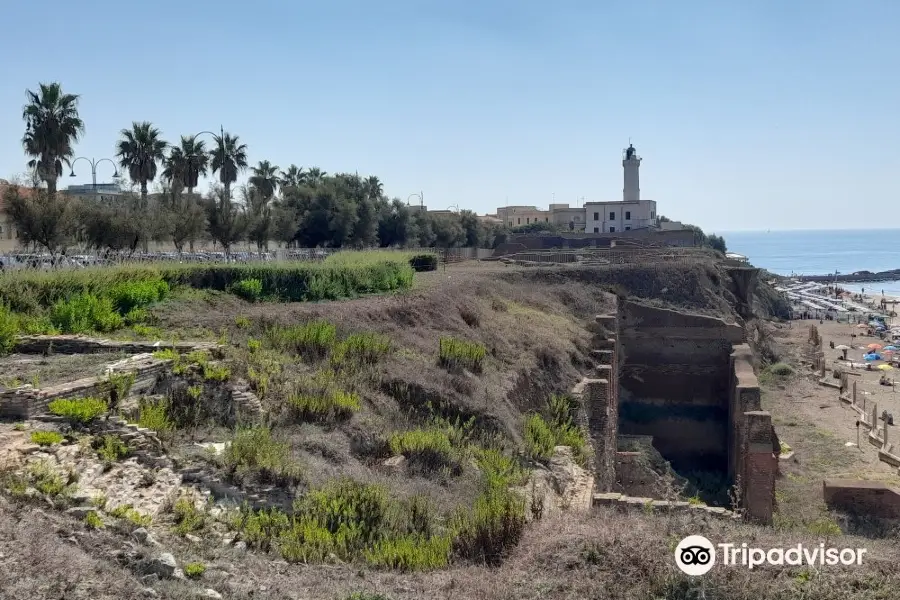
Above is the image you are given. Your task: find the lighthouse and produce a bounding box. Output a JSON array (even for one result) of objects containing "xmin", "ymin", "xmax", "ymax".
[{"xmin": 622, "ymin": 143, "xmax": 641, "ymax": 202}]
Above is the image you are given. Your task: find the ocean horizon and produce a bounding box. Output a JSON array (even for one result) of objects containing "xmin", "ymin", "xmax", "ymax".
[{"xmin": 721, "ymin": 228, "xmax": 900, "ymax": 296}]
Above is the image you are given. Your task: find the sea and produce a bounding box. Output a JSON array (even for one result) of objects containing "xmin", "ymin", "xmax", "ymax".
[{"xmin": 722, "ymin": 229, "xmax": 900, "ymax": 297}]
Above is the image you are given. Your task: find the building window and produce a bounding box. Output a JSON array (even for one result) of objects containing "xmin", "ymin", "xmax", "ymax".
[
  {"xmin": 609, "ymin": 226, "xmax": 616, "ymax": 233},
  {"xmin": 545, "ymin": 217, "xmax": 548, "ymax": 222},
  {"xmin": 650, "ymin": 211, "xmax": 655, "ymax": 219},
  {"xmin": 609, "ymin": 212, "xmax": 615, "ymax": 220},
  {"xmin": 625, "ymin": 226, "xmax": 631, "ymax": 231},
  {"xmin": 593, "ymin": 227, "xmax": 599, "ymax": 233},
  {"xmin": 517, "ymin": 218, "xmax": 521, "ymax": 225},
  {"xmin": 593, "ymin": 212, "xmax": 599, "ymax": 220},
  {"xmin": 526, "ymin": 218, "xmax": 530, "ymax": 224},
  {"xmin": 625, "ymin": 211, "xmax": 631, "ymax": 220},
  {"xmin": 508, "ymin": 221, "xmax": 513, "ymax": 226}
]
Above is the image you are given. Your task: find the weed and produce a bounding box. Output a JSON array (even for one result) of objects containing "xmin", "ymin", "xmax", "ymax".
[
  {"xmin": 105, "ymin": 371, "xmax": 136, "ymax": 400},
  {"xmin": 438, "ymin": 337, "xmax": 486, "ymax": 373},
  {"xmin": 364, "ymin": 534, "xmax": 452, "ymax": 570},
  {"xmin": 451, "ymin": 486, "xmax": 526, "ymax": 566},
  {"xmin": 475, "ymin": 448, "xmax": 527, "ymax": 488},
  {"xmin": 231, "ymin": 278, "xmax": 263, "ymax": 302},
  {"xmin": 187, "ymin": 385, "xmax": 203, "ymax": 400},
  {"xmin": 183, "ymin": 562, "xmax": 206, "ymax": 579},
  {"xmin": 138, "ymin": 397, "xmax": 174, "ymax": 437},
  {"xmin": 524, "ymin": 394, "xmax": 590, "ymax": 466},
  {"xmin": 48, "ymin": 397, "xmax": 107, "ymax": 425},
  {"xmin": 49, "ymin": 293, "xmax": 123, "ymax": 334},
  {"xmin": 13, "ymin": 422, "xmax": 26, "ymax": 431},
  {"xmin": 247, "ymin": 338, "xmax": 262, "ymax": 353},
  {"xmin": 289, "ymin": 388, "xmax": 361, "ymax": 422},
  {"xmin": 173, "ymin": 497, "xmax": 206, "ymax": 535},
  {"xmin": 221, "ymin": 426, "xmax": 302, "ymax": 486},
  {"xmin": 267, "ymin": 320, "xmax": 336, "ymax": 358},
  {"xmin": 84, "ymin": 511, "xmax": 104, "ymax": 529},
  {"xmin": 523, "ymin": 414, "xmax": 556, "ymax": 461},
  {"xmin": 94, "ymin": 435, "xmax": 129, "ymax": 462},
  {"xmin": 330, "ymin": 333, "xmax": 392, "ymax": 369},
  {"xmin": 27, "ymin": 461, "xmax": 72, "ymax": 498},
  {"xmin": 0, "ymin": 301, "xmax": 18, "ymax": 355},
  {"xmin": 30, "ymin": 431, "xmax": 64, "ymax": 447},
  {"xmin": 109, "ymin": 504, "xmax": 152, "ymax": 527},
  {"xmin": 202, "ymin": 362, "xmax": 230, "ymax": 382},
  {"xmin": 91, "ymin": 493, "xmax": 108, "ymax": 509},
  {"xmin": 235, "ymin": 315, "xmax": 251, "ymax": 329},
  {"xmin": 388, "ymin": 428, "xmax": 457, "ymax": 473}
]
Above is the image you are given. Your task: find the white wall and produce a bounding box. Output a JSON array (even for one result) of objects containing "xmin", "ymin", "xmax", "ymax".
[{"xmin": 584, "ymin": 201, "xmax": 657, "ymax": 233}]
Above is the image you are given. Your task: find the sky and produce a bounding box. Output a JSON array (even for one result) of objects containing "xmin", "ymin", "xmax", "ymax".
[{"xmin": 2, "ymin": 0, "xmax": 899, "ymax": 233}]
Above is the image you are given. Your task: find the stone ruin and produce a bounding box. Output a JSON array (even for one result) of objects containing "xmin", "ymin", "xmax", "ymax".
[{"xmin": 575, "ymin": 297, "xmax": 777, "ymax": 524}]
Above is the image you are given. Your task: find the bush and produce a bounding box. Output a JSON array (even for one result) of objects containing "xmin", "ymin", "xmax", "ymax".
[
  {"xmin": 289, "ymin": 389, "xmax": 360, "ymax": 422},
  {"xmin": 364, "ymin": 533, "xmax": 452, "ymax": 570},
  {"xmin": 48, "ymin": 396, "xmax": 107, "ymax": 424},
  {"xmin": 524, "ymin": 414, "xmax": 556, "ymax": 461},
  {"xmin": 767, "ymin": 362, "xmax": 795, "ymax": 377},
  {"xmin": 30, "ymin": 430, "xmax": 64, "ymax": 447},
  {"xmin": 49, "ymin": 293, "xmax": 122, "ymax": 333},
  {"xmin": 137, "ymin": 398, "xmax": 173, "ymax": 436},
  {"xmin": 94, "ymin": 435, "xmax": 129, "ymax": 462},
  {"xmin": 183, "ymin": 562, "xmax": 206, "ymax": 579},
  {"xmin": 84, "ymin": 511, "xmax": 104, "ymax": 529},
  {"xmin": 107, "ymin": 279, "xmax": 169, "ymax": 313},
  {"xmin": 231, "ymin": 278, "xmax": 263, "ymax": 302},
  {"xmin": 27, "ymin": 460, "xmax": 71, "ymax": 497},
  {"xmin": 222, "ymin": 426, "xmax": 302, "ymax": 486},
  {"xmin": 388, "ymin": 428, "xmax": 456, "ymax": 472},
  {"xmin": 451, "ymin": 486, "xmax": 526, "ymax": 565},
  {"xmin": 438, "ymin": 337, "xmax": 486, "ymax": 373},
  {"xmin": 330, "ymin": 332, "xmax": 392, "ymax": 369},
  {"xmin": 267, "ymin": 320, "xmax": 336, "ymax": 358},
  {"xmin": 408, "ymin": 253, "xmax": 438, "ymax": 272},
  {"xmin": 109, "ymin": 504, "xmax": 152, "ymax": 526},
  {"xmin": 173, "ymin": 497, "xmax": 206, "ymax": 535},
  {"xmin": 524, "ymin": 394, "xmax": 590, "ymax": 466},
  {"xmin": 475, "ymin": 448, "xmax": 527, "ymax": 489},
  {"xmin": 0, "ymin": 302, "xmax": 19, "ymax": 356}
]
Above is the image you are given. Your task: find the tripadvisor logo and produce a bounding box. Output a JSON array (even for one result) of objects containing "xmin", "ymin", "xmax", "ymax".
[{"xmin": 674, "ymin": 535, "xmax": 867, "ymax": 575}]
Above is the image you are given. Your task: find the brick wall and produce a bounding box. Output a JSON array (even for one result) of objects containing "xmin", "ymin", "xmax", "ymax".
[
  {"xmin": 741, "ymin": 411, "xmax": 777, "ymax": 523},
  {"xmin": 823, "ymin": 480, "xmax": 900, "ymax": 519}
]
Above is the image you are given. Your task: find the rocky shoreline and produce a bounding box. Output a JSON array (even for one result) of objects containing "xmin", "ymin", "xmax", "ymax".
[{"xmin": 794, "ymin": 268, "xmax": 900, "ymax": 284}]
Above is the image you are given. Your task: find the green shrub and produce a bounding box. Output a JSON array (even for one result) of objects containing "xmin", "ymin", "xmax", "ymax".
[
  {"xmin": 408, "ymin": 253, "xmax": 438, "ymax": 272},
  {"xmin": 451, "ymin": 486, "xmax": 526, "ymax": 566},
  {"xmin": 123, "ymin": 307, "xmax": 150, "ymax": 325},
  {"xmin": 0, "ymin": 301, "xmax": 19, "ymax": 355},
  {"xmin": 138, "ymin": 398, "xmax": 173, "ymax": 436},
  {"xmin": 767, "ymin": 362, "xmax": 795, "ymax": 377},
  {"xmin": 27, "ymin": 460, "xmax": 71, "ymax": 497},
  {"xmin": 388, "ymin": 428, "xmax": 456, "ymax": 472},
  {"xmin": 48, "ymin": 396, "xmax": 107, "ymax": 424},
  {"xmin": 30, "ymin": 430, "xmax": 64, "ymax": 447},
  {"xmin": 222, "ymin": 426, "xmax": 302, "ymax": 486},
  {"xmin": 267, "ymin": 320, "xmax": 336, "ymax": 358},
  {"xmin": 183, "ymin": 562, "xmax": 206, "ymax": 579},
  {"xmin": 49, "ymin": 293, "xmax": 123, "ymax": 333},
  {"xmin": 289, "ymin": 388, "xmax": 360, "ymax": 422},
  {"xmin": 109, "ymin": 504, "xmax": 152, "ymax": 526},
  {"xmin": 523, "ymin": 414, "xmax": 556, "ymax": 461},
  {"xmin": 331, "ymin": 333, "xmax": 392, "ymax": 369},
  {"xmin": 475, "ymin": 448, "xmax": 527, "ymax": 489},
  {"xmin": 364, "ymin": 533, "xmax": 451, "ymax": 570},
  {"xmin": 202, "ymin": 362, "xmax": 231, "ymax": 382},
  {"xmin": 173, "ymin": 497, "xmax": 206, "ymax": 535},
  {"xmin": 107, "ymin": 279, "xmax": 169, "ymax": 313},
  {"xmin": 231, "ymin": 278, "xmax": 264, "ymax": 302},
  {"xmin": 235, "ymin": 315, "xmax": 251, "ymax": 328},
  {"xmin": 94, "ymin": 435, "xmax": 129, "ymax": 462},
  {"xmin": 438, "ymin": 337, "xmax": 486, "ymax": 373},
  {"xmin": 84, "ymin": 511, "xmax": 104, "ymax": 529},
  {"xmin": 233, "ymin": 507, "xmax": 291, "ymax": 552}
]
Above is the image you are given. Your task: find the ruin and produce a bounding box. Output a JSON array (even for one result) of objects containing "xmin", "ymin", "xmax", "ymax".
[{"xmin": 585, "ymin": 299, "xmax": 777, "ymax": 524}]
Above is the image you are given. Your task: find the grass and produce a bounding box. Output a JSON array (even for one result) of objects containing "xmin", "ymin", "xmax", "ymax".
[
  {"xmin": 108, "ymin": 504, "xmax": 152, "ymax": 527},
  {"xmin": 83, "ymin": 511, "xmax": 104, "ymax": 529},
  {"xmin": 183, "ymin": 562, "xmax": 206, "ymax": 579},
  {"xmin": 231, "ymin": 278, "xmax": 263, "ymax": 302},
  {"xmin": 27, "ymin": 460, "xmax": 73, "ymax": 498},
  {"xmin": 30, "ymin": 431, "xmax": 64, "ymax": 447},
  {"xmin": 438, "ymin": 337, "xmax": 486, "ymax": 373},
  {"xmin": 172, "ymin": 497, "xmax": 206, "ymax": 536},
  {"xmin": 289, "ymin": 389, "xmax": 361, "ymax": 422},
  {"xmin": 524, "ymin": 394, "xmax": 590, "ymax": 466},
  {"xmin": 759, "ymin": 361, "xmax": 796, "ymax": 385},
  {"xmin": 137, "ymin": 397, "xmax": 174, "ymax": 437},
  {"xmin": 94, "ymin": 435, "xmax": 129, "ymax": 462},
  {"xmin": 267, "ymin": 320, "xmax": 336, "ymax": 358},
  {"xmin": 47, "ymin": 396, "xmax": 107, "ymax": 425},
  {"xmin": 221, "ymin": 426, "xmax": 302, "ymax": 486},
  {"xmin": 330, "ymin": 332, "xmax": 392, "ymax": 369},
  {"xmin": 388, "ymin": 428, "xmax": 457, "ymax": 473}
]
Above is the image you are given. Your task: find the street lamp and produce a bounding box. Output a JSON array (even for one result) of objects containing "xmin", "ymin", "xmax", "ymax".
[
  {"xmin": 407, "ymin": 191, "xmax": 423, "ymax": 207},
  {"xmin": 185, "ymin": 126, "xmax": 224, "ymax": 187},
  {"xmin": 69, "ymin": 157, "xmax": 119, "ymax": 192}
]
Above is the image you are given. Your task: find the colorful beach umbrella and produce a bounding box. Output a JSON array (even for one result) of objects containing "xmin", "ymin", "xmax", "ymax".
[
  {"xmin": 864, "ymin": 353, "xmax": 882, "ymax": 361},
  {"xmin": 868, "ymin": 343, "xmax": 883, "ymax": 351},
  {"xmin": 878, "ymin": 364, "xmax": 894, "ymax": 371},
  {"xmin": 884, "ymin": 345, "xmax": 899, "ymax": 351}
]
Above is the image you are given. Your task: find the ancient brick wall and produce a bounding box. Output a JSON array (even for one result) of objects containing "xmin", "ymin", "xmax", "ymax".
[
  {"xmin": 741, "ymin": 411, "xmax": 776, "ymax": 523},
  {"xmin": 824, "ymin": 480, "xmax": 900, "ymax": 520}
]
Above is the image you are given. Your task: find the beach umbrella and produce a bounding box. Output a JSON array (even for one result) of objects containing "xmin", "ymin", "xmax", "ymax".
[
  {"xmin": 885, "ymin": 345, "xmax": 899, "ymax": 351},
  {"xmin": 868, "ymin": 343, "xmax": 883, "ymax": 351},
  {"xmin": 864, "ymin": 353, "xmax": 882, "ymax": 361},
  {"xmin": 835, "ymin": 344, "xmax": 851, "ymax": 350},
  {"xmin": 878, "ymin": 364, "xmax": 894, "ymax": 371},
  {"xmin": 857, "ymin": 324, "xmax": 869, "ymax": 329}
]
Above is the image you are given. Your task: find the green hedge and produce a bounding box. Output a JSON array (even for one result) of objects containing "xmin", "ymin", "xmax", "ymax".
[
  {"xmin": 408, "ymin": 254, "xmax": 438, "ymax": 272},
  {"xmin": 0, "ymin": 261, "xmax": 415, "ymax": 313}
]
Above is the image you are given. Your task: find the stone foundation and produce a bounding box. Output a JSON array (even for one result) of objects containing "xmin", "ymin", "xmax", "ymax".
[
  {"xmin": 824, "ymin": 480, "xmax": 900, "ymax": 520},
  {"xmin": 13, "ymin": 335, "xmax": 222, "ymax": 357}
]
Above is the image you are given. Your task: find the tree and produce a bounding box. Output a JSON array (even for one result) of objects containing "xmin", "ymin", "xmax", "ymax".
[
  {"xmin": 279, "ymin": 164, "xmax": 305, "ymax": 188},
  {"xmin": 248, "ymin": 160, "xmax": 280, "ymax": 201},
  {"xmin": 376, "ymin": 198, "xmax": 413, "ymax": 247},
  {"xmin": 21, "ymin": 82, "xmax": 85, "ymax": 195},
  {"xmin": 305, "ymin": 167, "xmax": 326, "ymax": 186},
  {"xmin": 210, "ymin": 131, "xmax": 248, "ymax": 202},
  {"xmin": 2, "ymin": 182, "xmax": 80, "ymax": 257},
  {"xmin": 180, "ymin": 137, "xmax": 209, "ymax": 196},
  {"xmin": 204, "ymin": 186, "xmax": 246, "ymax": 255},
  {"xmin": 363, "ymin": 175, "xmax": 383, "ymax": 201},
  {"xmin": 80, "ymin": 194, "xmax": 145, "ymax": 254},
  {"xmin": 241, "ymin": 184, "xmax": 273, "ymax": 253},
  {"xmin": 155, "ymin": 180, "xmax": 206, "ymax": 254},
  {"xmin": 116, "ymin": 121, "xmax": 167, "ymax": 211}
]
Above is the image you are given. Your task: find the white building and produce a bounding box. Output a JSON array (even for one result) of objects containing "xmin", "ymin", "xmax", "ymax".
[{"xmin": 583, "ymin": 144, "xmax": 658, "ymax": 233}]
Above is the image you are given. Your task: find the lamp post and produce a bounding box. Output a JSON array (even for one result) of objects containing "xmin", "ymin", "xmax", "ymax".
[
  {"xmin": 69, "ymin": 157, "xmax": 119, "ymax": 193},
  {"xmin": 407, "ymin": 192, "xmax": 423, "ymax": 208},
  {"xmin": 185, "ymin": 126, "xmax": 224, "ymax": 191}
]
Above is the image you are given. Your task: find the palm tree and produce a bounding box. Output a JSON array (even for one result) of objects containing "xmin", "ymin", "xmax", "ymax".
[
  {"xmin": 209, "ymin": 131, "xmax": 248, "ymax": 202},
  {"xmin": 364, "ymin": 175, "xmax": 383, "ymax": 201},
  {"xmin": 162, "ymin": 147, "xmax": 186, "ymax": 197},
  {"xmin": 21, "ymin": 82, "xmax": 85, "ymax": 195},
  {"xmin": 179, "ymin": 137, "xmax": 208, "ymax": 196},
  {"xmin": 115, "ymin": 121, "xmax": 167, "ymax": 210},
  {"xmin": 248, "ymin": 160, "xmax": 280, "ymax": 200},
  {"xmin": 306, "ymin": 166, "xmax": 326, "ymax": 185},
  {"xmin": 279, "ymin": 164, "xmax": 305, "ymax": 188}
]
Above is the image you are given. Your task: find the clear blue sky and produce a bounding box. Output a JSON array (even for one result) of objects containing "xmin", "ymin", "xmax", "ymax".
[{"xmin": 2, "ymin": 0, "xmax": 898, "ymax": 233}]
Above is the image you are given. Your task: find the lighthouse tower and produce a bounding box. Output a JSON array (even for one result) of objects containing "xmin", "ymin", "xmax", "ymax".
[{"xmin": 622, "ymin": 143, "xmax": 641, "ymax": 202}]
